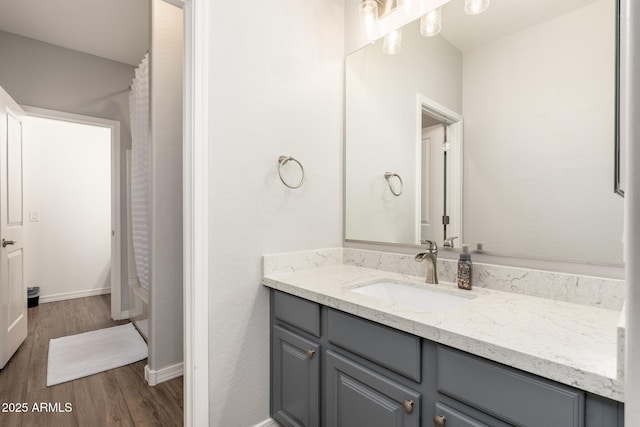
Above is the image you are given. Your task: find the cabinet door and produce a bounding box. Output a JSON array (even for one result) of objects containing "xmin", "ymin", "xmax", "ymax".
[
  {"xmin": 272, "ymin": 325, "xmax": 320, "ymax": 427},
  {"xmin": 433, "ymin": 402, "xmax": 489, "ymax": 427},
  {"xmin": 326, "ymin": 350, "xmax": 421, "ymax": 427}
]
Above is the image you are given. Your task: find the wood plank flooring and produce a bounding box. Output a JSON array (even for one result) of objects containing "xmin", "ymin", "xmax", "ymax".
[{"xmin": 0, "ymin": 295, "xmax": 183, "ymax": 426}]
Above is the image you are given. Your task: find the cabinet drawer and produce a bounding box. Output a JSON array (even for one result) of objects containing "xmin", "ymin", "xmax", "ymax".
[
  {"xmin": 328, "ymin": 309, "xmax": 421, "ymax": 382},
  {"xmin": 434, "ymin": 402, "xmax": 489, "ymax": 427},
  {"xmin": 437, "ymin": 346, "xmax": 584, "ymax": 427},
  {"xmin": 273, "ymin": 291, "xmax": 321, "ymax": 337},
  {"xmin": 326, "ymin": 350, "xmax": 421, "ymax": 427}
]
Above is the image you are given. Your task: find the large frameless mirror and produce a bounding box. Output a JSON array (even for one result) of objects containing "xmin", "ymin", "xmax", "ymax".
[{"xmin": 345, "ymin": 0, "xmax": 623, "ymax": 264}]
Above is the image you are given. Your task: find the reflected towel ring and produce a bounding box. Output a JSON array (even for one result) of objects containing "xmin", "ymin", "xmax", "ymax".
[
  {"xmin": 384, "ymin": 172, "xmax": 403, "ymax": 196},
  {"xmin": 278, "ymin": 156, "xmax": 305, "ymax": 189}
]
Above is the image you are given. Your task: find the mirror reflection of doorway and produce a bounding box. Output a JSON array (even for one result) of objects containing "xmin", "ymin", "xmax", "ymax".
[
  {"xmin": 420, "ymin": 120, "xmax": 447, "ymax": 243},
  {"xmin": 415, "ymin": 95, "xmax": 463, "ymax": 247}
]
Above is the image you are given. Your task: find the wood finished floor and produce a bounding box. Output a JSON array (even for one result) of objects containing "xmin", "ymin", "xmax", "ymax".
[{"xmin": 0, "ymin": 295, "xmax": 183, "ymax": 426}]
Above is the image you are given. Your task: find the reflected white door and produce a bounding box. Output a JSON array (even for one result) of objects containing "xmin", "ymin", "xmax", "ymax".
[
  {"xmin": 0, "ymin": 86, "xmax": 26, "ymax": 369},
  {"xmin": 420, "ymin": 124, "xmax": 445, "ymax": 243}
]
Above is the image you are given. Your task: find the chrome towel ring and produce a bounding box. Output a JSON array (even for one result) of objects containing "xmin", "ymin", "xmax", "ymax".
[
  {"xmin": 384, "ymin": 172, "xmax": 403, "ymax": 196},
  {"xmin": 278, "ymin": 156, "xmax": 305, "ymax": 189}
]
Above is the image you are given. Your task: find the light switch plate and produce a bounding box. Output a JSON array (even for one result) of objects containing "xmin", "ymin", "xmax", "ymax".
[{"xmin": 30, "ymin": 210, "xmax": 40, "ymax": 222}]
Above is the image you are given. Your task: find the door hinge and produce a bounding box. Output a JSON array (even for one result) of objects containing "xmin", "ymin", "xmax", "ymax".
[{"xmin": 442, "ymin": 215, "xmax": 450, "ymax": 225}]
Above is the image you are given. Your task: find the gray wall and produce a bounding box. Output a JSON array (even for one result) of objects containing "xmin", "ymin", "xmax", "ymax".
[
  {"xmin": 148, "ymin": 0, "xmax": 183, "ymax": 373},
  {"xmin": 0, "ymin": 30, "xmax": 136, "ymax": 311}
]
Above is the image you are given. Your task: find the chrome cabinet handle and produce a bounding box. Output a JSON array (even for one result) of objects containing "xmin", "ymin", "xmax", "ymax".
[
  {"xmin": 433, "ymin": 415, "xmax": 446, "ymax": 427},
  {"xmin": 402, "ymin": 400, "xmax": 413, "ymax": 413},
  {"xmin": 306, "ymin": 349, "xmax": 316, "ymax": 359},
  {"xmin": 2, "ymin": 239, "xmax": 15, "ymax": 248}
]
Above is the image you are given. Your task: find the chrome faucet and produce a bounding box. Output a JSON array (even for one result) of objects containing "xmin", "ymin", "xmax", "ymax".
[{"xmin": 415, "ymin": 240, "xmax": 438, "ymax": 284}]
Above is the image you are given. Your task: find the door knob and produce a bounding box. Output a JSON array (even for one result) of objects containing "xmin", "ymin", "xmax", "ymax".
[
  {"xmin": 402, "ymin": 400, "xmax": 413, "ymax": 413},
  {"xmin": 433, "ymin": 415, "xmax": 446, "ymax": 427},
  {"xmin": 306, "ymin": 349, "xmax": 316, "ymax": 359},
  {"xmin": 2, "ymin": 239, "xmax": 15, "ymax": 248}
]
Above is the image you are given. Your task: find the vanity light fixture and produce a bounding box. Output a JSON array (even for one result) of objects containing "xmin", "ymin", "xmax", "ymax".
[
  {"xmin": 360, "ymin": 0, "xmax": 379, "ymax": 43},
  {"xmin": 465, "ymin": 0, "xmax": 490, "ymax": 15},
  {"xmin": 420, "ymin": 7, "xmax": 442, "ymax": 37},
  {"xmin": 397, "ymin": 0, "xmax": 418, "ymax": 16},
  {"xmin": 362, "ymin": 0, "xmax": 489, "ymax": 54},
  {"xmin": 383, "ymin": 29, "xmax": 403, "ymax": 55}
]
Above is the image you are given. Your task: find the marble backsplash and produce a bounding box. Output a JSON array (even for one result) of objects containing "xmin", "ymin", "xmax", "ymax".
[{"xmin": 263, "ymin": 247, "xmax": 625, "ymax": 311}]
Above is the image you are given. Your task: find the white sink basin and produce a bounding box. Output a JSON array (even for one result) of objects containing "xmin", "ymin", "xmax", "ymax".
[{"xmin": 350, "ymin": 280, "xmax": 473, "ymax": 313}]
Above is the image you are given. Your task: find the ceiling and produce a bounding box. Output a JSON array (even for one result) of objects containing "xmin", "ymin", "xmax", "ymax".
[
  {"xmin": 439, "ymin": 0, "xmax": 602, "ymax": 52},
  {"xmin": 0, "ymin": 0, "xmax": 149, "ymax": 66},
  {"xmin": 0, "ymin": 0, "xmax": 603, "ymax": 65}
]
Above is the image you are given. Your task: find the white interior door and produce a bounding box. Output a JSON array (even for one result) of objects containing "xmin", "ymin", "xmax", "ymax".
[
  {"xmin": 0, "ymin": 86, "xmax": 26, "ymax": 369},
  {"xmin": 420, "ymin": 124, "xmax": 445, "ymax": 243}
]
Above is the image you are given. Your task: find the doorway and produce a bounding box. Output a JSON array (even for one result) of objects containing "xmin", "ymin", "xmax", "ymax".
[
  {"xmin": 22, "ymin": 107, "xmax": 122, "ymax": 317},
  {"xmin": 0, "ymin": 0, "xmax": 209, "ymax": 422}
]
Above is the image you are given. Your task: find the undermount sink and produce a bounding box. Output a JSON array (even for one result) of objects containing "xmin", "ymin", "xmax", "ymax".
[{"xmin": 350, "ymin": 280, "xmax": 473, "ymax": 313}]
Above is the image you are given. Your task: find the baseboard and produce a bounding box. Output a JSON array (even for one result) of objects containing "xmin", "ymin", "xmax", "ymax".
[
  {"xmin": 145, "ymin": 362, "xmax": 184, "ymax": 386},
  {"xmin": 39, "ymin": 287, "xmax": 111, "ymax": 304},
  {"xmin": 113, "ymin": 309, "xmax": 131, "ymax": 321},
  {"xmin": 253, "ymin": 418, "xmax": 279, "ymax": 427}
]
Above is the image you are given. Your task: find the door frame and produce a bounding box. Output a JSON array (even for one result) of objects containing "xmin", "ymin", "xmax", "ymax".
[
  {"xmin": 177, "ymin": 0, "xmax": 210, "ymax": 425},
  {"xmin": 145, "ymin": 0, "xmax": 210, "ymax": 419},
  {"xmin": 20, "ymin": 106, "xmax": 123, "ymax": 317}
]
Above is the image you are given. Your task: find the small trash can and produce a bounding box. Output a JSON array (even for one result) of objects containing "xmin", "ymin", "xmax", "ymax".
[{"xmin": 27, "ymin": 286, "xmax": 40, "ymax": 308}]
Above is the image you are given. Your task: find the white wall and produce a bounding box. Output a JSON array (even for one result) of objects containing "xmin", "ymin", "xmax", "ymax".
[
  {"xmin": 23, "ymin": 116, "xmax": 111, "ymax": 300},
  {"xmin": 345, "ymin": 18, "xmax": 461, "ymax": 244},
  {"xmin": 208, "ymin": 0, "xmax": 344, "ymax": 424},
  {"xmin": 0, "ymin": 30, "xmax": 135, "ymax": 309},
  {"xmin": 148, "ymin": 0, "xmax": 183, "ymax": 373},
  {"xmin": 463, "ymin": 0, "xmax": 622, "ymax": 263}
]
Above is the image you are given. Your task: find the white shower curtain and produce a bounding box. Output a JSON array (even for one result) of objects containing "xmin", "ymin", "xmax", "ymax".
[{"xmin": 129, "ymin": 54, "xmax": 150, "ymax": 290}]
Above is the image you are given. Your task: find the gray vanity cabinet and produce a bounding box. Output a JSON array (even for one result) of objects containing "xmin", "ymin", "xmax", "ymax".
[
  {"xmin": 272, "ymin": 325, "xmax": 320, "ymax": 427},
  {"xmin": 269, "ymin": 289, "xmax": 624, "ymax": 427},
  {"xmin": 325, "ymin": 309, "xmax": 423, "ymax": 426},
  {"xmin": 271, "ymin": 291, "xmax": 322, "ymax": 427},
  {"xmin": 325, "ymin": 350, "xmax": 421, "ymax": 427},
  {"xmin": 435, "ymin": 346, "xmax": 584, "ymax": 427}
]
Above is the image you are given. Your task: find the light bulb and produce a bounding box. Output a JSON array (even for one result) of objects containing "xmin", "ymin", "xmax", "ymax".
[
  {"xmin": 464, "ymin": 0, "xmax": 490, "ymax": 15},
  {"xmin": 397, "ymin": 0, "xmax": 418, "ymax": 16},
  {"xmin": 420, "ymin": 8, "xmax": 442, "ymax": 37},
  {"xmin": 360, "ymin": 0, "xmax": 379, "ymax": 43},
  {"xmin": 383, "ymin": 29, "xmax": 402, "ymax": 55}
]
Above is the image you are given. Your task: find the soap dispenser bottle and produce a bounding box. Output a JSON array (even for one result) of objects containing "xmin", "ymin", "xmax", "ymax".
[{"xmin": 457, "ymin": 245, "xmax": 472, "ymax": 290}]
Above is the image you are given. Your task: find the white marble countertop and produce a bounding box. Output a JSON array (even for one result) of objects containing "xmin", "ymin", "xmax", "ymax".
[{"xmin": 262, "ymin": 264, "xmax": 624, "ymax": 401}]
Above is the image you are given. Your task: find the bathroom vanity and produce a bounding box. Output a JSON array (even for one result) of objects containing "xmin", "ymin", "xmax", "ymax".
[
  {"xmin": 263, "ymin": 250, "xmax": 625, "ymax": 427},
  {"xmin": 303, "ymin": 0, "xmax": 627, "ymax": 423}
]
